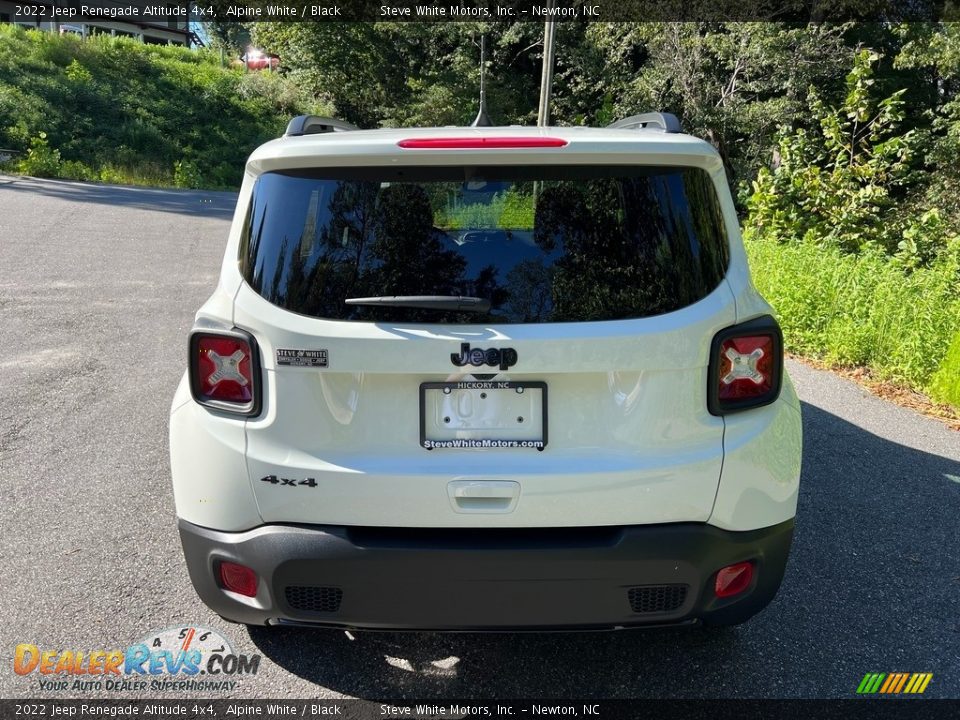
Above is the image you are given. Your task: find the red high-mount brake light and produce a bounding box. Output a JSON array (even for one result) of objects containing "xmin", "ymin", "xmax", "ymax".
[
  {"xmin": 707, "ymin": 315, "xmax": 783, "ymax": 415},
  {"xmin": 397, "ymin": 137, "xmax": 568, "ymax": 149},
  {"xmin": 218, "ymin": 561, "xmax": 258, "ymax": 598},
  {"xmin": 188, "ymin": 329, "xmax": 261, "ymax": 416},
  {"xmin": 714, "ymin": 561, "xmax": 754, "ymax": 598}
]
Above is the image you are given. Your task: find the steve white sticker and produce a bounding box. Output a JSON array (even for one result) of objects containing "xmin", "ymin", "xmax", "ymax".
[{"xmin": 276, "ymin": 349, "xmax": 328, "ymax": 367}]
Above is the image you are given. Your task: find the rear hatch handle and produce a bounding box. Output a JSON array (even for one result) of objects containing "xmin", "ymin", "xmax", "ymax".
[{"xmin": 448, "ymin": 480, "xmax": 521, "ymax": 514}]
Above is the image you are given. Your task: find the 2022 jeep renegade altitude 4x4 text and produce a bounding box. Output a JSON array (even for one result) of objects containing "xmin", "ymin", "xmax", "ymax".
[{"xmin": 169, "ymin": 114, "xmax": 802, "ymax": 630}]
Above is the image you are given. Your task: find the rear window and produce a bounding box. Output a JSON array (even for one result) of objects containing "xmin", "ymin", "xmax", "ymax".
[{"xmin": 240, "ymin": 166, "xmax": 730, "ymax": 324}]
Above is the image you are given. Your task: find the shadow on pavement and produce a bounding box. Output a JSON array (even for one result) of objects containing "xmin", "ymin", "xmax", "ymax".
[
  {"xmin": 0, "ymin": 176, "xmax": 236, "ymax": 219},
  {"xmin": 247, "ymin": 401, "xmax": 960, "ymax": 699}
]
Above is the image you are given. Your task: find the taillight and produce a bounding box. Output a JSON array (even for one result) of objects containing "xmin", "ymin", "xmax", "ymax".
[
  {"xmin": 708, "ymin": 315, "xmax": 783, "ymax": 415},
  {"xmin": 714, "ymin": 561, "xmax": 754, "ymax": 598},
  {"xmin": 218, "ymin": 561, "xmax": 258, "ymax": 598},
  {"xmin": 397, "ymin": 137, "xmax": 568, "ymax": 149},
  {"xmin": 188, "ymin": 329, "xmax": 261, "ymax": 416}
]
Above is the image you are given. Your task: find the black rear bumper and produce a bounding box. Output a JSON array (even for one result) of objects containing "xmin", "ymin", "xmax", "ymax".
[{"xmin": 178, "ymin": 519, "xmax": 794, "ymax": 630}]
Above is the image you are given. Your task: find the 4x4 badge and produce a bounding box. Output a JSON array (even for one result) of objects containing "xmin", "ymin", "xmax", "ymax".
[{"xmin": 451, "ymin": 343, "xmax": 518, "ymax": 371}]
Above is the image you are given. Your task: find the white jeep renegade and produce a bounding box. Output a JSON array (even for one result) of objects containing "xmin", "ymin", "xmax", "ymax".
[{"xmin": 170, "ymin": 114, "xmax": 802, "ymax": 630}]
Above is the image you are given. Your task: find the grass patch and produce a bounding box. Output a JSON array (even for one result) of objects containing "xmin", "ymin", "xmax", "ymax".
[
  {"xmin": 744, "ymin": 234, "xmax": 960, "ymax": 405},
  {"xmin": 0, "ymin": 25, "xmax": 323, "ymax": 189},
  {"xmin": 930, "ymin": 331, "xmax": 960, "ymax": 407}
]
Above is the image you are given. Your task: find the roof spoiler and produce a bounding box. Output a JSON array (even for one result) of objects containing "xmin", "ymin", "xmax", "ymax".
[
  {"xmin": 284, "ymin": 115, "xmax": 358, "ymax": 137},
  {"xmin": 608, "ymin": 113, "xmax": 681, "ymax": 133}
]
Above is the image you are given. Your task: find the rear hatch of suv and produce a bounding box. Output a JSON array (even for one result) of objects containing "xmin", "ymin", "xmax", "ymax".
[{"xmin": 233, "ymin": 138, "xmax": 736, "ymax": 527}]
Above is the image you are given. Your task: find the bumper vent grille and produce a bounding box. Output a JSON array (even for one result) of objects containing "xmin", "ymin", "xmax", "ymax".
[
  {"xmin": 285, "ymin": 586, "xmax": 343, "ymax": 613},
  {"xmin": 627, "ymin": 584, "xmax": 688, "ymax": 614}
]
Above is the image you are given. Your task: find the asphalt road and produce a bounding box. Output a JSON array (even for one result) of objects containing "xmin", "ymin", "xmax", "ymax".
[{"xmin": 1, "ymin": 175, "xmax": 958, "ymax": 700}]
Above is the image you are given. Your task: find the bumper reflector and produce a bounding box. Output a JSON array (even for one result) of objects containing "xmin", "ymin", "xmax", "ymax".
[
  {"xmin": 218, "ymin": 561, "xmax": 258, "ymax": 598},
  {"xmin": 714, "ymin": 561, "xmax": 754, "ymax": 598}
]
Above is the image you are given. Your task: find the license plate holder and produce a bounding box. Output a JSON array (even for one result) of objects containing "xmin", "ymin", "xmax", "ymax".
[{"xmin": 419, "ymin": 381, "xmax": 547, "ymax": 450}]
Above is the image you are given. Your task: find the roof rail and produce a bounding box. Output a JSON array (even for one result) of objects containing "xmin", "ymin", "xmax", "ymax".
[
  {"xmin": 285, "ymin": 115, "xmax": 359, "ymax": 137},
  {"xmin": 608, "ymin": 112, "xmax": 681, "ymax": 133}
]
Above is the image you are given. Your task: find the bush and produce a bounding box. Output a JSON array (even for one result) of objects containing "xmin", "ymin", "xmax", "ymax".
[
  {"xmin": 64, "ymin": 58, "xmax": 92, "ymax": 84},
  {"xmin": 96, "ymin": 166, "xmax": 127, "ymax": 185},
  {"xmin": 18, "ymin": 131, "xmax": 60, "ymax": 177},
  {"xmin": 173, "ymin": 159, "xmax": 202, "ymax": 189},
  {"xmin": 744, "ymin": 50, "xmax": 915, "ymax": 255},
  {"xmin": 59, "ymin": 159, "xmax": 96, "ymax": 181}
]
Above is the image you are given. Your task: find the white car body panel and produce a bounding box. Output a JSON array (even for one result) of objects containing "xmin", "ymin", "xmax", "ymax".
[
  {"xmin": 169, "ymin": 377, "xmax": 261, "ymax": 531},
  {"xmin": 710, "ymin": 397, "xmax": 802, "ymax": 530},
  {"xmin": 234, "ymin": 280, "xmax": 733, "ymax": 528}
]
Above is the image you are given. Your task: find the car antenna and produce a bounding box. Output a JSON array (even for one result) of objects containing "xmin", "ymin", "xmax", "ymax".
[{"xmin": 471, "ymin": 34, "xmax": 493, "ymax": 127}]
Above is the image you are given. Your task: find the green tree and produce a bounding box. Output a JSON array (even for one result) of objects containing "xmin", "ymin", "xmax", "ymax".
[
  {"xmin": 250, "ymin": 23, "xmax": 548, "ymax": 128},
  {"xmin": 894, "ymin": 23, "xmax": 960, "ymax": 229},
  {"xmin": 585, "ymin": 23, "xmax": 852, "ymax": 184},
  {"xmin": 250, "ymin": 23, "xmax": 406, "ymax": 127},
  {"xmin": 745, "ymin": 49, "xmax": 916, "ymax": 254},
  {"xmin": 199, "ymin": 1, "xmax": 251, "ymax": 53}
]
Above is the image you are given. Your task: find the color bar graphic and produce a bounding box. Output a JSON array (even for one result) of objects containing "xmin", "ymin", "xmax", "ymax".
[{"xmin": 857, "ymin": 672, "xmax": 933, "ymax": 694}]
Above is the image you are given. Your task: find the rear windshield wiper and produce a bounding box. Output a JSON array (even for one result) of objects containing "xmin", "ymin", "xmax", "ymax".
[{"xmin": 345, "ymin": 295, "xmax": 491, "ymax": 312}]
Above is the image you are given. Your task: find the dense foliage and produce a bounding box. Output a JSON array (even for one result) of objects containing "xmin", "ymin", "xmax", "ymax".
[
  {"xmin": 2, "ymin": 21, "xmax": 958, "ymax": 406},
  {"xmin": 0, "ymin": 24, "xmax": 320, "ymax": 188},
  {"xmin": 741, "ymin": 40, "xmax": 960, "ymax": 405}
]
